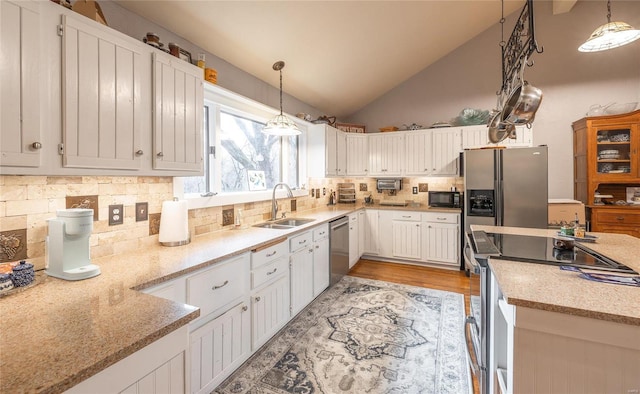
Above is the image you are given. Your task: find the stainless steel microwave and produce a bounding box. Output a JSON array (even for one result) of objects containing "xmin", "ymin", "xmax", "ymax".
[{"xmin": 428, "ymin": 191, "xmax": 461, "ymax": 208}]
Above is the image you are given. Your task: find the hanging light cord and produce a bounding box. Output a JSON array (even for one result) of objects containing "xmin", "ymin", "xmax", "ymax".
[
  {"xmin": 273, "ymin": 61, "xmax": 285, "ymax": 116},
  {"xmin": 606, "ymin": 0, "xmax": 612, "ymax": 23}
]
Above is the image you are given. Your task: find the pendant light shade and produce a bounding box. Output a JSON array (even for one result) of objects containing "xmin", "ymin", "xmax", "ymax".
[
  {"xmin": 262, "ymin": 61, "xmax": 301, "ymax": 136},
  {"xmin": 578, "ymin": 0, "xmax": 640, "ymax": 52}
]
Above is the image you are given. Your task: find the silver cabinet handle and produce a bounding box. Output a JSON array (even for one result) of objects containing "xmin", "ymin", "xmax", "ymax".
[
  {"xmin": 157, "ymin": 152, "xmax": 164, "ymax": 157},
  {"xmin": 266, "ymin": 268, "xmax": 277, "ymax": 275},
  {"xmin": 299, "ymin": 239, "xmax": 307, "ymax": 245},
  {"xmin": 402, "ymin": 215, "xmax": 411, "ymax": 218},
  {"xmin": 255, "ymin": 296, "xmax": 261, "ymax": 302},
  {"xmin": 212, "ymin": 280, "xmax": 229, "ymax": 290},
  {"xmin": 135, "ymin": 149, "xmax": 143, "ymax": 156},
  {"xmin": 31, "ymin": 142, "xmax": 42, "ymax": 150},
  {"xmin": 266, "ymin": 250, "xmax": 277, "ymax": 257},
  {"xmin": 315, "ymin": 245, "xmax": 319, "ymax": 249},
  {"xmin": 437, "ymin": 217, "xmax": 446, "ymax": 220},
  {"xmin": 241, "ymin": 305, "xmax": 248, "ymax": 312}
]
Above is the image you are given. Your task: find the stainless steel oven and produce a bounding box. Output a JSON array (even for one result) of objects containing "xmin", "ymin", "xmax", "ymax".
[{"xmin": 464, "ymin": 231, "xmax": 490, "ymax": 394}]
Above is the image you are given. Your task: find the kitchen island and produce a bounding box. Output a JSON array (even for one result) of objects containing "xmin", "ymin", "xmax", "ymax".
[{"xmin": 473, "ymin": 225, "xmax": 640, "ymax": 394}]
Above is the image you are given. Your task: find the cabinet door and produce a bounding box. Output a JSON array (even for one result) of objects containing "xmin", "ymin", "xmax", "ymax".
[
  {"xmin": 377, "ymin": 210, "xmax": 393, "ymax": 257},
  {"xmin": 405, "ymin": 130, "xmax": 432, "ymax": 175},
  {"xmin": 325, "ymin": 126, "xmax": 338, "ymax": 176},
  {"xmin": 461, "ymin": 125, "xmax": 489, "ymax": 149},
  {"xmin": 358, "ymin": 211, "xmax": 366, "ymax": 257},
  {"xmin": 336, "ymin": 130, "xmax": 347, "ymax": 176},
  {"xmin": 346, "ymin": 134, "xmax": 369, "ymax": 176},
  {"xmin": 313, "ymin": 237, "xmax": 330, "ymax": 297},
  {"xmin": 348, "ymin": 214, "xmax": 359, "ymax": 268},
  {"xmin": 62, "ymin": 14, "xmax": 144, "ymax": 170},
  {"xmin": 431, "ymin": 128, "xmax": 461, "ymax": 175},
  {"xmin": 369, "ymin": 134, "xmax": 404, "ymax": 175},
  {"xmin": 290, "ymin": 247, "xmax": 314, "ymax": 316},
  {"xmin": 190, "ymin": 302, "xmax": 251, "ymax": 394},
  {"xmin": 252, "ymin": 274, "xmax": 290, "ymax": 350},
  {"xmin": 153, "ymin": 52, "xmax": 203, "ymax": 172},
  {"xmin": 392, "ymin": 220, "xmax": 422, "ymax": 260},
  {"xmin": 363, "ymin": 210, "xmax": 380, "ymax": 255},
  {"xmin": 0, "ymin": 0, "xmax": 41, "ymax": 167},
  {"xmin": 591, "ymin": 124, "xmax": 638, "ymax": 181},
  {"xmin": 424, "ymin": 222, "xmax": 459, "ymax": 266}
]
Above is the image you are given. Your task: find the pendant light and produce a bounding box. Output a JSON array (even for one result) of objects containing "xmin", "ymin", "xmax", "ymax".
[
  {"xmin": 578, "ymin": 0, "xmax": 640, "ymax": 52},
  {"xmin": 262, "ymin": 61, "xmax": 301, "ymax": 136}
]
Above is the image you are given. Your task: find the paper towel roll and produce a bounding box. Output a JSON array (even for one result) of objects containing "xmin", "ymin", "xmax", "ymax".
[{"xmin": 159, "ymin": 199, "xmax": 190, "ymax": 246}]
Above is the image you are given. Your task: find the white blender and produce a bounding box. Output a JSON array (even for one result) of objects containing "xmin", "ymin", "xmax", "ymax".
[{"xmin": 46, "ymin": 208, "xmax": 100, "ymax": 280}]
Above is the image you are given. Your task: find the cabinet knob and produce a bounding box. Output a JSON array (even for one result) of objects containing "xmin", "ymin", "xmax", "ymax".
[
  {"xmin": 31, "ymin": 142, "xmax": 42, "ymax": 150},
  {"xmin": 616, "ymin": 216, "xmax": 624, "ymax": 221},
  {"xmin": 266, "ymin": 268, "xmax": 278, "ymax": 275},
  {"xmin": 135, "ymin": 150, "xmax": 144, "ymax": 156},
  {"xmin": 157, "ymin": 152, "xmax": 164, "ymax": 157},
  {"xmin": 255, "ymin": 296, "xmax": 261, "ymax": 302},
  {"xmin": 241, "ymin": 305, "xmax": 248, "ymax": 312}
]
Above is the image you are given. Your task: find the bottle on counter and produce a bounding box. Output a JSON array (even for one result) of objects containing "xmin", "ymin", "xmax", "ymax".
[{"xmin": 573, "ymin": 212, "xmax": 585, "ymax": 238}]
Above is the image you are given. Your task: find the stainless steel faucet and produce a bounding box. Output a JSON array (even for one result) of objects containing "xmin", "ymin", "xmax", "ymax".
[{"xmin": 271, "ymin": 182, "xmax": 293, "ymax": 221}]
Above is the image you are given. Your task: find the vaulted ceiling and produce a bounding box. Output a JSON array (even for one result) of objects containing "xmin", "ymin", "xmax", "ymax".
[{"xmin": 114, "ymin": 1, "xmax": 575, "ymax": 118}]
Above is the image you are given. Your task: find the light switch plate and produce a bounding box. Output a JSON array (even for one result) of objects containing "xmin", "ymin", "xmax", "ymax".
[
  {"xmin": 109, "ymin": 204, "xmax": 124, "ymax": 226},
  {"xmin": 135, "ymin": 202, "xmax": 148, "ymax": 222}
]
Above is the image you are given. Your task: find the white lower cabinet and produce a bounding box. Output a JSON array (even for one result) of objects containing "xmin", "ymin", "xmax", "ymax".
[
  {"xmin": 289, "ymin": 231, "xmax": 314, "ymax": 316},
  {"xmin": 67, "ymin": 325, "xmax": 189, "ymax": 394},
  {"xmin": 422, "ymin": 212, "xmax": 459, "ymax": 267},
  {"xmin": 391, "ymin": 212, "xmax": 422, "ymax": 260},
  {"xmin": 251, "ymin": 272, "xmax": 290, "ymax": 351},
  {"xmin": 348, "ymin": 213, "xmax": 360, "ymax": 268},
  {"xmin": 312, "ymin": 225, "xmax": 330, "ymax": 297},
  {"xmin": 189, "ymin": 301, "xmax": 251, "ymax": 394},
  {"xmin": 358, "ymin": 211, "xmax": 366, "ymax": 257},
  {"xmin": 363, "ymin": 210, "xmax": 380, "ymax": 255}
]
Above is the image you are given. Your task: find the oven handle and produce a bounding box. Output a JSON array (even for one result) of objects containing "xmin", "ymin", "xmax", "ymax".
[{"xmin": 464, "ymin": 315, "xmax": 482, "ymax": 376}]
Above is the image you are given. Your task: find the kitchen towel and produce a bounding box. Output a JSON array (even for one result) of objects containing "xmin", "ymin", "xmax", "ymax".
[{"xmin": 159, "ymin": 199, "xmax": 190, "ymax": 246}]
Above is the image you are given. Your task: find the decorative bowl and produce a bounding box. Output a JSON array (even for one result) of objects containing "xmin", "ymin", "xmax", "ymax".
[
  {"xmin": 604, "ymin": 102, "xmax": 637, "ymax": 115},
  {"xmin": 11, "ymin": 261, "xmax": 34, "ymax": 287}
]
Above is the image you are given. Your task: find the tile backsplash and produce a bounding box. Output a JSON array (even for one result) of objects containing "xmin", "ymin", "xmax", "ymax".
[{"xmin": 0, "ymin": 175, "xmax": 461, "ymax": 270}]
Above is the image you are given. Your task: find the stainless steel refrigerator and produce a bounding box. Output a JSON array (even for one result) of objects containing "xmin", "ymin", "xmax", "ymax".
[{"xmin": 463, "ymin": 146, "xmax": 548, "ymax": 232}]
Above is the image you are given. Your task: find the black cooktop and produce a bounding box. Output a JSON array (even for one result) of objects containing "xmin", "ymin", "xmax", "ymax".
[{"xmin": 471, "ymin": 231, "xmax": 637, "ymax": 274}]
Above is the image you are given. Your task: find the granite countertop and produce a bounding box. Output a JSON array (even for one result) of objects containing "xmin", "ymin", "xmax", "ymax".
[
  {"xmin": 473, "ymin": 225, "xmax": 640, "ymax": 326},
  {"xmin": 7, "ymin": 203, "xmax": 460, "ymax": 393}
]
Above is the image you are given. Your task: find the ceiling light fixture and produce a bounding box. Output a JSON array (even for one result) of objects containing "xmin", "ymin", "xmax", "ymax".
[
  {"xmin": 262, "ymin": 61, "xmax": 301, "ymax": 136},
  {"xmin": 578, "ymin": 0, "xmax": 640, "ymax": 52}
]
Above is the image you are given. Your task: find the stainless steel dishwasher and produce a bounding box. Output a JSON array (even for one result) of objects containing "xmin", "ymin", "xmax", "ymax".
[{"xmin": 329, "ymin": 216, "xmax": 349, "ymax": 285}]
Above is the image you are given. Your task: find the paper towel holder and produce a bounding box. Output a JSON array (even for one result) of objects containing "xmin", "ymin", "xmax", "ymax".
[{"xmin": 159, "ymin": 197, "xmax": 191, "ymax": 247}]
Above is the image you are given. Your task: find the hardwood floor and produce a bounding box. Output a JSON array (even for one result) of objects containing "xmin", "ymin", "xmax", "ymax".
[{"xmin": 348, "ymin": 259, "xmax": 479, "ymax": 394}]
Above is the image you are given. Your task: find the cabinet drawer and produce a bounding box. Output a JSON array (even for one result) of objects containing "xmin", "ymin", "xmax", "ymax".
[
  {"xmin": 424, "ymin": 212, "xmax": 459, "ymax": 224},
  {"xmin": 252, "ymin": 256, "xmax": 288, "ymax": 289},
  {"xmin": 595, "ymin": 210, "xmax": 640, "ymax": 225},
  {"xmin": 251, "ymin": 239, "xmax": 288, "ymax": 269},
  {"xmin": 313, "ymin": 224, "xmax": 329, "ymax": 241},
  {"xmin": 290, "ymin": 231, "xmax": 312, "ymax": 252},
  {"xmin": 392, "ymin": 212, "xmax": 422, "ymax": 221},
  {"xmin": 187, "ymin": 254, "xmax": 249, "ymax": 317}
]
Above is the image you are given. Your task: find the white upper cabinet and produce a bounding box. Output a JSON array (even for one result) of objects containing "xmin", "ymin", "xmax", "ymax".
[
  {"xmin": 431, "ymin": 128, "xmax": 461, "ymax": 175},
  {"xmin": 369, "ymin": 133, "xmax": 404, "ymax": 176},
  {"xmin": 61, "ymin": 13, "xmax": 144, "ymax": 170},
  {"xmin": 345, "ymin": 134, "xmax": 369, "ymax": 176},
  {"xmin": 307, "ymin": 124, "xmax": 347, "ymax": 177},
  {"xmin": 405, "ymin": 129, "xmax": 460, "ymax": 176},
  {"xmin": 405, "ymin": 130, "xmax": 433, "ymax": 175},
  {"xmin": 461, "ymin": 125, "xmax": 533, "ymax": 149},
  {"xmin": 0, "ymin": 1, "xmax": 41, "ymax": 167},
  {"xmin": 153, "ymin": 52, "xmax": 204, "ymax": 172}
]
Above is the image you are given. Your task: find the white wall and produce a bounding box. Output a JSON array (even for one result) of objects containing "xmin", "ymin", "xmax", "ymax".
[{"xmin": 345, "ymin": 0, "xmax": 640, "ymax": 199}]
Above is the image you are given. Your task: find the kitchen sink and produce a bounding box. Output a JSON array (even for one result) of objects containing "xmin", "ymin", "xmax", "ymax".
[
  {"xmin": 253, "ymin": 218, "xmax": 316, "ymax": 229},
  {"xmin": 273, "ymin": 218, "xmax": 315, "ymax": 226}
]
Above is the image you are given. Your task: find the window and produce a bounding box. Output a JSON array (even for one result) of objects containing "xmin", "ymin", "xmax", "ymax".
[{"xmin": 181, "ymin": 86, "xmax": 304, "ymax": 205}]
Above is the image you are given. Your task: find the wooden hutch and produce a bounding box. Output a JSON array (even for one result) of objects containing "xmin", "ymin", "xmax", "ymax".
[{"xmin": 572, "ymin": 109, "xmax": 640, "ymax": 238}]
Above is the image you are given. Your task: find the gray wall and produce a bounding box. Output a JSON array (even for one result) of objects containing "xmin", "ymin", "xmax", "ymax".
[
  {"xmin": 100, "ymin": 0, "xmax": 321, "ymax": 120},
  {"xmin": 345, "ymin": 0, "xmax": 640, "ymax": 199}
]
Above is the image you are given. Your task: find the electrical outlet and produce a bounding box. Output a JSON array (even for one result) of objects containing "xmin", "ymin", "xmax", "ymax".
[
  {"xmin": 322, "ymin": 188, "xmax": 326, "ymax": 196},
  {"xmin": 311, "ymin": 189, "xmax": 315, "ymax": 197},
  {"xmin": 135, "ymin": 202, "xmax": 148, "ymax": 222},
  {"xmin": 412, "ymin": 186, "xmax": 418, "ymax": 194},
  {"xmin": 109, "ymin": 204, "xmax": 124, "ymax": 226}
]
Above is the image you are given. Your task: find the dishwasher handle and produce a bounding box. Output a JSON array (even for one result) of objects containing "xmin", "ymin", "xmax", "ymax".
[{"xmin": 330, "ymin": 217, "xmax": 349, "ymax": 231}]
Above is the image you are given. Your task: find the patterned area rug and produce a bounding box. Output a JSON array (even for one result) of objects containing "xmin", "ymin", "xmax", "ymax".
[{"xmin": 214, "ymin": 276, "xmax": 471, "ymax": 394}]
